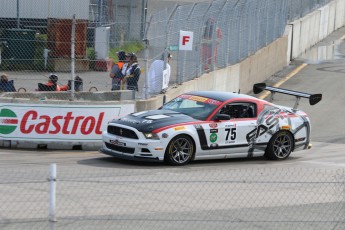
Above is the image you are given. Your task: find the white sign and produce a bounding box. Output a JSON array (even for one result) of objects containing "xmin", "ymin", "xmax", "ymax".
[
  {"xmin": 0, "ymin": 103, "xmax": 135, "ymax": 141},
  {"xmin": 179, "ymin": 30, "xmax": 194, "ymax": 51}
]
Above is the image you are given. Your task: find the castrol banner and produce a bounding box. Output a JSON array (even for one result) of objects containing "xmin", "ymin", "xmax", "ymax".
[{"xmin": 0, "ymin": 103, "xmax": 135, "ymax": 141}]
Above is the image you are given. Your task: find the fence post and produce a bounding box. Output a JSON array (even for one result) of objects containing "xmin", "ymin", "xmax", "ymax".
[
  {"xmin": 49, "ymin": 163, "xmax": 57, "ymax": 222},
  {"xmin": 70, "ymin": 14, "xmax": 76, "ymax": 101}
]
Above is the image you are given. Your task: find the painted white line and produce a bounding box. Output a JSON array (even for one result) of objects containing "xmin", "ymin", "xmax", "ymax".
[{"xmin": 300, "ymin": 160, "xmax": 345, "ymax": 168}]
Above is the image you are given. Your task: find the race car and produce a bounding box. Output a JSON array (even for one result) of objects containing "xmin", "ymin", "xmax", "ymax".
[{"xmin": 100, "ymin": 83, "xmax": 322, "ymax": 166}]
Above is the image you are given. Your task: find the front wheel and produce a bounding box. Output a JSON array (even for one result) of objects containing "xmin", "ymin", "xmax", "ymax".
[
  {"xmin": 265, "ymin": 131, "xmax": 294, "ymax": 160},
  {"xmin": 164, "ymin": 135, "xmax": 194, "ymax": 166}
]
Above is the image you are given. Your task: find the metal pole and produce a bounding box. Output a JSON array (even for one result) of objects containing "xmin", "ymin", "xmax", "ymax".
[
  {"xmin": 144, "ymin": 39, "xmax": 149, "ymax": 99},
  {"xmin": 17, "ymin": 0, "xmax": 20, "ymax": 28},
  {"xmin": 100, "ymin": 0, "xmax": 104, "ymax": 25},
  {"xmin": 71, "ymin": 14, "xmax": 76, "ymax": 100},
  {"xmin": 165, "ymin": 5, "xmax": 178, "ymax": 83},
  {"xmin": 49, "ymin": 163, "xmax": 57, "ymax": 222},
  {"xmin": 141, "ymin": 0, "xmax": 148, "ymax": 40},
  {"xmin": 143, "ymin": 14, "xmax": 152, "ymax": 99}
]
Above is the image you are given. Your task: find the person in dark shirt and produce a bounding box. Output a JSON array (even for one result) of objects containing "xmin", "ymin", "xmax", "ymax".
[
  {"xmin": 109, "ymin": 51, "xmax": 126, "ymax": 90},
  {"xmin": 0, "ymin": 73, "xmax": 16, "ymax": 92},
  {"xmin": 121, "ymin": 53, "xmax": 141, "ymax": 91}
]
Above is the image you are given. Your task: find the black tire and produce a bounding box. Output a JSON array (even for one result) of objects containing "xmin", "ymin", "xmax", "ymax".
[
  {"xmin": 164, "ymin": 135, "xmax": 194, "ymax": 166},
  {"xmin": 264, "ymin": 131, "xmax": 294, "ymax": 160}
]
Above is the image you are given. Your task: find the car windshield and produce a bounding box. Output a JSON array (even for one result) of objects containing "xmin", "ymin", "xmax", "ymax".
[{"xmin": 161, "ymin": 94, "xmax": 221, "ymax": 120}]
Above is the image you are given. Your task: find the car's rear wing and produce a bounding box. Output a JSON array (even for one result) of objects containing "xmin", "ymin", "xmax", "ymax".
[{"xmin": 253, "ymin": 83, "xmax": 322, "ymax": 109}]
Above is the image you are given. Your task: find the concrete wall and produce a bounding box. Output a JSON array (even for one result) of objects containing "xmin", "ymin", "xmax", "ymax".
[{"xmin": 291, "ymin": 0, "xmax": 345, "ymax": 59}]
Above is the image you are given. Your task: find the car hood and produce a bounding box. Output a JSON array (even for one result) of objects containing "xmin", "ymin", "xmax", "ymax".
[{"xmin": 109, "ymin": 109, "xmax": 198, "ymax": 133}]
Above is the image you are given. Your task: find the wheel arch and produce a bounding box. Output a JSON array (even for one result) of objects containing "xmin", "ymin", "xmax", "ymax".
[
  {"xmin": 264, "ymin": 129, "xmax": 295, "ymax": 160},
  {"xmin": 164, "ymin": 133, "xmax": 197, "ymax": 162}
]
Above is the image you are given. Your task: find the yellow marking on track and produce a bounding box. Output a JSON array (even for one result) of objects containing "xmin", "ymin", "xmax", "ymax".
[{"xmin": 259, "ymin": 63, "xmax": 308, "ymax": 99}]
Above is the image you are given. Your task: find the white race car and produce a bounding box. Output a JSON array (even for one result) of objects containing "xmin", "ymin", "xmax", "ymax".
[{"xmin": 100, "ymin": 83, "xmax": 322, "ymax": 166}]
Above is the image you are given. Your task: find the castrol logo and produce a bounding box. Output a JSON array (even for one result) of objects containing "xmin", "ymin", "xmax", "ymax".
[
  {"xmin": 0, "ymin": 108, "xmax": 105, "ymax": 135},
  {"xmin": 0, "ymin": 109, "xmax": 18, "ymax": 134}
]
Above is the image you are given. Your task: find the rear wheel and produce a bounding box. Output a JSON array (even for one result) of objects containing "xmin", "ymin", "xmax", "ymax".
[
  {"xmin": 265, "ymin": 131, "xmax": 293, "ymax": 160},
  {"xmin": 164, "ymin": 135, "xmax": 194, "ymax": 166}
]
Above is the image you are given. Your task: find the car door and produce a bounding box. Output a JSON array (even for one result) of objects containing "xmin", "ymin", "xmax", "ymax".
[{"xmin": 207, "ymin": 102, "xmax": 257, "ymax": 155}]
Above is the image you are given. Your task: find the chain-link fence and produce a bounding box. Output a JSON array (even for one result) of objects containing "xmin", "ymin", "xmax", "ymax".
[
  {"xmin": 0, "ymin": 165, "xmax": 344, "ymax": 229},
  {"xmin": 0, "ymin": 0, "xmax": 332, "ymax": 100}
]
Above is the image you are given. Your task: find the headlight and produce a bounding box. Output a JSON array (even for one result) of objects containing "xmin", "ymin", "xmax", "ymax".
[{"xmin": 143, "ymin": 132, "xmax": 160, "ymax": 140}]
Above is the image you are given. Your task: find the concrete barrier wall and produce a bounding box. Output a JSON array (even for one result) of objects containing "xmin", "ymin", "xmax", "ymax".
[
  {"xmin": 284, "ymin": 25, "xmax": 293, "ymax": 64},
  {"xmin": 328, "ymin": 1, "xmax": 336, "ymax": 35},
  {"xmin": 335, "ymin": 0, "xmax": 345, "ymax": 30},
  {"xmin": 291, "ymin": 20, "xmax": 301, "ymax": 59},
  {"xmin": 290, "ymin": 0, "xmax": 345, "ymax": 59},
  {"xmin": 319, "ymin": 5, "xmax": 330, "ymax": 41}
]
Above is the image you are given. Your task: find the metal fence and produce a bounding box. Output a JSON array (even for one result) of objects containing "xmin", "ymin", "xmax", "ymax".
[
  {"xmin": 0, "ymin": 0, "xmax": 332, "ymax": 100},
  {"xmin": 0, "ymin": 165, "xmax": 344, "ymax": 229}
]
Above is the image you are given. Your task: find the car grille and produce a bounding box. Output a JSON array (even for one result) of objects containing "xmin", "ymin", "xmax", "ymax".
[
  {"xmin": 105, "ymin": 142, "xmax": 135, "ymax": 154},
  {"xmin": 107, "ymin": 125, "xmax": 138, "ymax": 139}
]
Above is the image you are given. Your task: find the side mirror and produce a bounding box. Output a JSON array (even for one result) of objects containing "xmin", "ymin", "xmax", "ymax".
[{"xmin": 215, "ymin": 114, "xmax": 230, "ymax": 121}]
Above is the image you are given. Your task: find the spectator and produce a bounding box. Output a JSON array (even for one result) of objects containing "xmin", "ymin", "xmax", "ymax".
[
  {"xmin": 68, "ymin": 75, "xmax": 83, "ymax": 91},
  {"xmin": 109, "ymin": 51, "xmax": 126, "ymax": 90},
  {"xmin": 74, "ymin": 75, "xmax": 83, "ymax": 91},
  {"xmin": 201, "ymin": 17, "xmax": 222, "ymax": 71},
  {"xmin": 121, "ymin": 53, "xmax": 141, "ymax": 91},
  {"xmin": 0, "ymin": 73, "xmax": 16, "ymax": 92},
  {"xmin": 43, "ymin": 74, "xmax": 69, "ymax": 91},
  {"xmin": 148, "ymin": 52, "xmax": 172, "ymax": 94}
]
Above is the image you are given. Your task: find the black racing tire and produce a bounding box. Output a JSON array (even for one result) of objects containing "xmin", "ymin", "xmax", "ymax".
[
  {"xmin": 164, "ymin": 135, "xmax": 195, "ymax": 166},
  {"xmin": 264, "ymin": 131, "xmax": 294, "ymax": 160}
]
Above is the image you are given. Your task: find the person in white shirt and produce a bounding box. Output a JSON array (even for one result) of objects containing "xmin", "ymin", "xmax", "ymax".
[{"xmin": 148, "ymin": 52, "xmax": 172, "ymax": 95}]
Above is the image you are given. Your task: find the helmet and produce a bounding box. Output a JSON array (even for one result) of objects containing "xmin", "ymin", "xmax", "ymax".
[{"xmin": 49, "ymin": 74, "xmax": 58, "ymax": 83}]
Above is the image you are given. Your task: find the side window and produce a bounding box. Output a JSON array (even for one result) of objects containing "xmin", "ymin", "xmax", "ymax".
[{"xmin": 219, "ymin": 103, "xmax": 256, "ymax": 118}]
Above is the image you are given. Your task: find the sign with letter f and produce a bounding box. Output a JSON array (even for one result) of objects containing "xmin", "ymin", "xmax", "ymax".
[{"xmin": 179, "ymin": 30, "xmax": 194, "ymax": 51}]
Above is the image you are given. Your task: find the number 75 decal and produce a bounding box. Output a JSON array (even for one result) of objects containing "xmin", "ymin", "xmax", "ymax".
[{"xmin": 225, "ymin": 128, "xmax": 236, "ymax": 141}]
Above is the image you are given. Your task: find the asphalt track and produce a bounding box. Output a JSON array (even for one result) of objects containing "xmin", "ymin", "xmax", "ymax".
[{"xmin": 1, "ymin": 27, "xmax": 345, "ymax": 229}]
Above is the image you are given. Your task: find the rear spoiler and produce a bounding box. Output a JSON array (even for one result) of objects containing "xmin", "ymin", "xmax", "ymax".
[{"xmin": 253, "ymin": 83, "xmax": 322, "ymax": 109}]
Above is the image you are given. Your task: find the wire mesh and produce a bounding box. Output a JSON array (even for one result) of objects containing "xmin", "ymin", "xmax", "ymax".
[
  {"xmin": 0, "ymin": 166, "xmax": 344, "ymax": 229},
  {"xmin": 0, "ymin": 0, "xmax": 333, "ymax": 100}
]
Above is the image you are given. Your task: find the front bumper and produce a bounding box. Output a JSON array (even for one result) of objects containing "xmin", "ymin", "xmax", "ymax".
[
  {"xmin": 101, "ymin": 130, "xmax": 167, "ymax": 162},
  {"xmin": 99, "ymin": 147, "xmax": 162, "ymax": 162}
]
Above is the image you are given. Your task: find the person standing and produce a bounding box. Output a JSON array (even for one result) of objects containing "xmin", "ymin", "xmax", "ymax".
[
  {"xmin": 109, "ymin": 51, "xmax": 126, "ymax": 90},
  {"xmin": 148, "ymin": 52, "xmax": 172, "ymax": 94},
  {"xmin": 121, "ymin": 53, "xmax": 141, "ymax": 91},
  {"xmin": 201, "ymin": 18, "xmax": 222, "ymax": 71}
]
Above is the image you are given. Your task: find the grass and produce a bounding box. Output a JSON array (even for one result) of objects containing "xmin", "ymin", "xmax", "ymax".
[{"xmin": 108, "ymin": 41, "xmax": 145, "ymax": 62}]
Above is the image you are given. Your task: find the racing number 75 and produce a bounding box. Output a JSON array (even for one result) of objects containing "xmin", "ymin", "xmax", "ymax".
[{"xmin": 225, "ymin": 128, "xmax": 236, "ymax": 141}]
